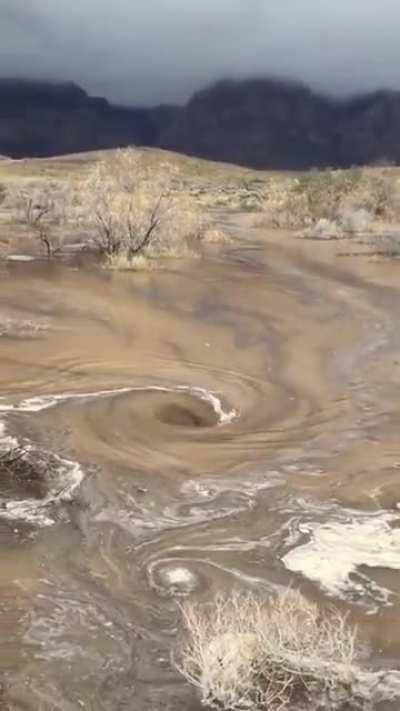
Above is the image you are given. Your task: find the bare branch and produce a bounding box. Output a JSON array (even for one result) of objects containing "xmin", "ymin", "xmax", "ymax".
[
  {"xmin": 76, "ymin": 148, "xmax": 205, "ymax": 267},
  {"xmin": 176, "ymin": 589, "xmax": 364, "ymax": 711}
]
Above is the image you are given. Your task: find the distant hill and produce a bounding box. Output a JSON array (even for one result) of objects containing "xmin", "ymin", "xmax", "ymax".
[{"xmin": 1, "ymin": 77, "xmax": 400, "ymax": 169}]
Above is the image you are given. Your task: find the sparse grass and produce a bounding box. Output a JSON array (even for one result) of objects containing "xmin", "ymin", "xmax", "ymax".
[
  {"xmin": 176, "ymin": 588, "xmax": 364, "ymax": 711},
  {"xmin": 106, "ymin": 253, "xmax": 155, "ymax": 271}
]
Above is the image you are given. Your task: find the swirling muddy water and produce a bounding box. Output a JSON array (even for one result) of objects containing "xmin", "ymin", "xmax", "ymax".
[{"xmin": 2, "ymin": 221, "xmax": 400, "ymax": 709}]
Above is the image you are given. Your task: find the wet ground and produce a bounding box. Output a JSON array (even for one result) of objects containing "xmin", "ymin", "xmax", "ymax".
[{"xmin": 1, "ymin": 217, "xmax": 400, "ymax": 709}]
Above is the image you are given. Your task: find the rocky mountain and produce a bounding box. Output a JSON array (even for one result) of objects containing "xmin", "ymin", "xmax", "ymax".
[
  {"xmin": 1, "ymin": 77, "xmax": 400, "ymax": 169},
  {"xmin": 0, "ymin": 79, "xmax": 158, "ymax": 158},
  {"xmin": 162, "ymin": 79, "xmax": 400, "ymax": 169}
]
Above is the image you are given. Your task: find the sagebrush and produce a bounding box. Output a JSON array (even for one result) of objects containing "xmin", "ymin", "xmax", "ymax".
[
  {"xmin": 77, "ymin": 148, "xmax": 205, "ymax": 266},
  {"xmin": 176, "ymin": 589, "xmax": 363, "ymax": 710},
  {"xmin": 263, "ymin": 169, "xmax": 400, "ymax": 230}
]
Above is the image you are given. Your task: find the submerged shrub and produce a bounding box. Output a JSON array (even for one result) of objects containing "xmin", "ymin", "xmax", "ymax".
[{"xmin": 176, "ymin": 589, "xmax": 364, "ymax": 711}]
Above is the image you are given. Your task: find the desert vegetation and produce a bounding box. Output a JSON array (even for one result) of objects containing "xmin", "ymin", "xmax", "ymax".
[
  {"xmin": 1, "ymin": 149, "xmax": 229, "ymax": 267},
  {"xmin": 260, "ymin": 168, "xmax": 400, "ymax": 239},
  {"xmin": 75, "ymin": 148, "xmax": 207, "ymax": 268},
  {"xmin": 176, "ymin": 588, "xmax": 366, "ymax": 711},
  {"xmin": 2, "ymin": 149, "xmax": 400, "ymax": 263},
  {"xmin": 9, "ymin": 181, "xmax": 69, "ymax": 257}
]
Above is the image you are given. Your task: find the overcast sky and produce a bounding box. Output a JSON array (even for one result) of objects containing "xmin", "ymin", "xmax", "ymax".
[{"xmin": 0, "ymin": 0, "xmax": 399, "ymax": 106}]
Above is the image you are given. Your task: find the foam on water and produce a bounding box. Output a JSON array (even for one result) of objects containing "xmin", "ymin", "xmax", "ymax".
[
  {"xmin": 0, "ymin": 420, "xmax": 19, "ymax": 450},
  {"xmin": 0, "ymin": 384, "xmax": 238, "ymax": 425},
  {"xmin": 182, "ymin": 385, "xmax": 238, "ymax": 424},
  {"xmin": 6, "ymin": 255, "xmax": 36, "ymax": 262},
  {"xmin": 0, "ymin": 383, "xmax": 236, "ymax": 527},
  {"xmin": 282, "ymin": 507, "xmax": 400, "ymax": 605},
  {"xmin": 0, "ymin": 419, "xmax": 84, "ymax": 527}
]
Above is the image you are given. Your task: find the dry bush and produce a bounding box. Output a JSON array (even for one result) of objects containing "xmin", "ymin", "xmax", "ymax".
[
  {"xmin": 302, "ymin": 209, "xmax": 372, "ymax": 241},
  {"xmin": 266, "ymin": 169, "xmax": 400, "ymax": 231},
  {"xmin": 176, "ymin": 589, "xmax": 363, "ymax": 711},
  {"xmin": 0, "ymin": 183, "xmax": 6, "ymax": 205},
  {"xmin": 270, "ymin": 169, "xmax": 363, "ymax": 229},
  {"xmin": 77, "ymin": 148, "xmax": 205, "ymax": 267},
  {"xmin": 7, "ymin": 181, "xmax": 69, "ymax": 257}
]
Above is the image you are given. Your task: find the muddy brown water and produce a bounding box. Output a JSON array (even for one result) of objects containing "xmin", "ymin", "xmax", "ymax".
[{"xmin": 1, "ymin": 219, "xmax": 400, "ymax": 709}]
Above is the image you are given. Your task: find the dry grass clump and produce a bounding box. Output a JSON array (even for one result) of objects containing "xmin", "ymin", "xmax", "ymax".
[
  {"xmin": 106, "ymin": 253, "xmax": 155, "ymax": 272},
  {"xmin": 199, "ymin": 227, "xmax": 232, "ymax": 244},
  {"xmin": 176, "ymin": 589, "xmax": 363, "ymax": 710}
]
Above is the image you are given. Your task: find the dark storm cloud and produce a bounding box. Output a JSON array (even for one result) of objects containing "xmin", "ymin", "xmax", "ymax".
[{"xmin": 0, "ymin": 0, "xmax": 399, "ymax": 105}]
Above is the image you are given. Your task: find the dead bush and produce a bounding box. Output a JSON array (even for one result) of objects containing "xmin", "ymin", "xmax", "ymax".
[
  {"xmin": 176, "ymin": 589, "xmax": 364, "ymax": 711},
  {"xmin": 8, "ymin": 181, "xmax": 69, "ymax": 257},
  {"xmin": 77, "ymin": 148, "xmax": 205, "ymax": 267}
]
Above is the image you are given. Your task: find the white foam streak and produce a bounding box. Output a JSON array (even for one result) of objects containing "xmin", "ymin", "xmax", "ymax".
[
  {"xmin": 283, "ymin": 509, "xmax": 400, "ymax": 604},
  {"xmin": 0, "ymin": 387, "xmax": 133, "ymax": 413},
  {"xmin": 0, "ymin": 421, "xmax": 18, "ymax": 450},
  {"xmin": 0, "ymin": 384, "xmax": 238, "ymax": 424},
  {"xmin": 0, "ymin": 419, "xmax": 84, "ymax": 527},
  {"xmin": 184, "ymin": 386, "xmax": 238, "ymax": 424},
  {"xmin": 0, "ymin": 455, "xmax": 84, "ymax": 527}
]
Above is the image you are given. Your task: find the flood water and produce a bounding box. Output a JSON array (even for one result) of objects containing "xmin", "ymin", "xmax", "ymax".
[{"xmin": 1, "ymin": 219, "xmax": 400, "ymax": 709}]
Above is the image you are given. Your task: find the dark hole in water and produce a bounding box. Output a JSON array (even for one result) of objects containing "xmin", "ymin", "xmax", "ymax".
[{"xmin": 156, "ymin": 401, "xmax": 218, "ymax": 428}]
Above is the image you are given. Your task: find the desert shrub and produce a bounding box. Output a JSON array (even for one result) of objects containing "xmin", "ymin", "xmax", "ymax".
[
  {"xmin": 303, "ymin": 218, "xmax": 341, "ymax": 240},
  {"xmin": 267, "ymin": 169, "xmax": 400, "ymax": 230},
  {"xmin": 271, "ymin": 169, "xmax": 363, "ymax": 228},
  {"xmin": 352, "ymin": 173, "xmax": 400, "ymax": 219},
  {"xmin": 303, "ymin": 208, "xmax": 373, "ymax": 241},
  {"xmin": 334, "ymin": 206, "xmax": 372, "ymax": 233},
  {"xmin": 0, "ymin": 183, "xmax": 6, "ymax": 205},
  {"xmin": 77, "ymin": 148, "xmax": 205, "ymax": 267},
  {"xmin": 176, "ymin": 589, "xmax": 363, "ymax": 711},
  {"xmin": 7, "ymin": 181, "xmax": 69, "ymax": 257}
]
